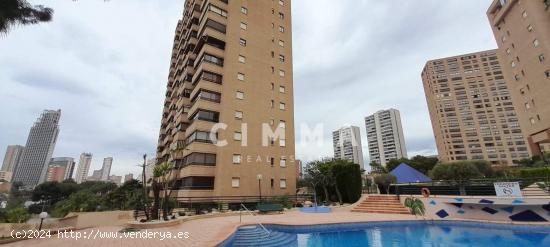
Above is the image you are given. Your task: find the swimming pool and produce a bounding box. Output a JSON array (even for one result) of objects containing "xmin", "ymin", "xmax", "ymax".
[{"xmin": 220, "ymin": 221, "xmax": 550, "ymax": 247}]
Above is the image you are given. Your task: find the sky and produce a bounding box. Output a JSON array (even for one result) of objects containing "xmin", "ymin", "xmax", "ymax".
[{"xmin": 0, "ymin": 0, "xmax": 498, "ymax": 176}]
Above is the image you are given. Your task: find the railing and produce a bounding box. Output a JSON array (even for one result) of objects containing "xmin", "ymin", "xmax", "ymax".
[
  {"xmin": 240, "ymin": 203, "xmax": 270, "ymax": 237},
  {"xmin": 391, "ymin": 177, "xmax": 550, "ymax": 198}
]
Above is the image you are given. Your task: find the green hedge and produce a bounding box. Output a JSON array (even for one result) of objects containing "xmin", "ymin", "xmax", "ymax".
[{"xmin": 518, "ymin": 167, "xmax": 550, "ymax": 178}]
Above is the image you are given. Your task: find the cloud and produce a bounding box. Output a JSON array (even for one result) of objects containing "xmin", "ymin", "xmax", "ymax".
[{"xmin": 0, "ymin": 0, "xmax": 497, "ymax": 176}]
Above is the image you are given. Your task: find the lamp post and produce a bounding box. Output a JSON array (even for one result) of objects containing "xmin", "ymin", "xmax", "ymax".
[
  {"xmin": 257, "ymin": 174, "xmax": 263, "ymax": 202},
  {"xmin": 38, "ymin": 212, "xmax": 48, "ymax": 231}
]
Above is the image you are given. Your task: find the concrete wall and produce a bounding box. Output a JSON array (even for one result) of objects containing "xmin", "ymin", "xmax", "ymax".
[
  {"xmin": 60, "ymin": 210, "xmax": 133, "ymax": 229},
  {"xmin": 401, "ymin": 195, "xmax": 550, "ymax": 222}
]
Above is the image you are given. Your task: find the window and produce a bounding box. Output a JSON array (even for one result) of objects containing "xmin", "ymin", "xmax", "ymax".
[
  {"xmin": 279, "ymin": 12, "xmax": 284, "ymax": 19},
  {"xmin": 533, "ymin": 39, "xmax": 540, "ymax": 48},
  {"xmin": 237, "ymin": 73, "xmax": 245, "ymax": 81},
  {"xmin": 280, "ymin": 139, "xmax": 286, "ymax": 147},
  {"xmin": 270, "ymin": 179, "xmax": 274, "ymax": 188},
  {"xmin": 234, "ymin": 132, "xmax": 242, "ymax": 141},
  {"xmin": 525, "ymin": 102, "xmax": 531, "ymax": 109},
  {"xmin": 236, "ymin": 91, "xmax": 244, "ymax": 99},
  {"xmin": 271, "ymin": 83, "xmax": 275, "ymax": 90},
  {"xmin": 279, "ymin": 102, "xmax": 285, "ymax": 110},
  {"xmin": 279, "ymin": 26, "xmax": 285, "ymax": 33},
  {"xmin": 530, "ymin": 118, "xmax": 536, "ymax": 125},
  {"xmin": 279, "ymin": 0, "xmax": 284, "ymax": 6},
  {"xmin": 271, "ymin": 51, "xmax": 275, "ymax": 58},
  {"xmin": 202, "ymin": 53, "xmax": 223, "ymax": 66},
  {"xmin": 506, "ymin": 48, "xmax": 511, "ymax": 54},
  {"xmin": 539, "ymin": 54, "xmax": 545, "ymax": 63},
  {"xmin": 270, "ymin": 157, "xmax": 274, "ymax": 167},
  {"xmin": 194, "ymin": 90, "xmax": 221, "ymax": 103},
  {"xmin": 235, "ymin": 111, "xmax": 243, "ymax": 119},
  {"xmin": 279, "ymin": 70, "xmax": 285, "ymax": 77},
  {"xmin": 279, "ymin": 120, "xmax": 286, "ymax": 129},
  {"xmin": 270, "ymin": 100, "xmax": 274, "ymax": 108},
  {"xmin": 522, "ymin": 11, "xmax": 527, "ymax": 18},
  {"xmin": 240, "ymin": 22, "xmax": 247, "ymax": 30},
  {"xmin": 190, "ymin": 109, "xmax": 219, "ymax": 123},
  {"xmin": 232, "ymin": 177, "xmax": 240, "ymax": 188},
  {"xmin": 239, "ymin": 38, "xmax": 247, "ymax": 47},
  {"xmin": 208, "ymin": 4, "xmax": 227, "ymax": 17},
  {"xmin": 238, "ymin": 55, "xmax": 246, "ymax": 63},
  {"xmin": 199, "ymin": 71, "xmax": 223, "ymax": 84},
  {"xmin": 279, "ymin": 86, "xmax": 285, "ymax": 93},
  {"xmin": 269, "ymin": 119, "xmax": 275, "ymax": 126},
  {"xmin": 501, "ymin": 36, "xmax": 506, "ymax": 43},
  {"xmin": 279, "ymin": 54, "xmax": 285, "ymax": 62},
  {"xmin": 545, "ymin": 70, "xmax": 550, "ymax": 78},
  {"xmin": 527, "ymin": 25, "xmax": 533, "ymax": 32},
  {"xmin": 280, "ymin": 179, "xmax": 287, "ymax": 189},
  {"xmin": 278, "ymin": 40, "xmax": 284, "ymax": 47},
  {"xmin": 233, "ymin": 154, "xmax": 241, "ymax": 164},
  {"xmin": 240, "ymin": 7, "xmax": 248, "ymax": 15},
  {"xmin": 511, "ymin": 61, "xmax": 516, "ymax": 68},
  {"xmin": 280, "ymin": 159, "xmax": 286, "ymax": 167}
]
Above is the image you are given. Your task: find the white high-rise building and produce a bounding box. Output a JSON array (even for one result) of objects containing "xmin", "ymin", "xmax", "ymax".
[
  {"xmin": 12, "ymin": 110, "xmax": 61, "ymax": 188},
  {"xmin": 100, "ymin": 157, "xmax": 113, "ymax": 181},
  {"xmin": 332, "ymin": 126, "xmax": 365, "ymax": 170},
  {"xmin": 75, "ymin": 153, "xmax": 92, "ymax": 184},
  {"xmin": 365, "ymin": 109, "xmax": 408, "ymax": 168}
]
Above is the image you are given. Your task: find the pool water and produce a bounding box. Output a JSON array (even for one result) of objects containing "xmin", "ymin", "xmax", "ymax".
[{"xmin": 224, "ymin": 221, "xmax": 550, "ymax": 247}]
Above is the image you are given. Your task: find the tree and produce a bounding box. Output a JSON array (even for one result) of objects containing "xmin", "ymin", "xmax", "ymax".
[
  {"xmin": 430, "ymin": 161, "xmax": 485, "ymax": 195},
  {"xmin": 369, "ymin": 161, "xmax": 387, "ymax": 174},
  {"xmin": 52, "ymin": 191, "xmax": 101, "ymax": 217},
  {"xmin": 386, "ymin": 155, "xmax": 439, "ymax": 175},
  {"xmin": 0, "ymin": 0, "xmax": 53, "ymax": 34},
  {"xmin": 373, "ymin": 173, "xmax": 396, "ymax": 194},
  {"xmin": 332, "ymin": 159, "xmax": 362, "ymax": 203},
  {"xmin": 304, "ymin": 159, "xmax": 333, "ymax": 203},
  {"xmin": 153, "ymin": 162, "xmax": 173, "ymax": 220}
]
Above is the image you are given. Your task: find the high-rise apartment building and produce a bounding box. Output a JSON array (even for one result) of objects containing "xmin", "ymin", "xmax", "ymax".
[
  {"xmin": 487, "ymin": 0, "xmax": 550, "ymax": 156},
  {"xmin": 47, "ymin": 157, "xmax": 75, "ymax": 182},
  {"xmin": 365, "ymin": 109, "xmax": 408, "ymax": 167},
  {"xmin": 75, "ymin": 153, "xmax": 92, "ymax": 184},
  {"xmin": 155, "ymin": 0, "xmax": 296, "ymax": 206},
  {"xmin": 124, "ymin": 173, "xmax": 134, "ymax": 182},
  {"xmin": 422, "ymin": 50, "xmax": 530, "ymax": 165},
  {"xmin": 100, "ymin": 157, "xmax": 113, "ymax": 181},
  {"xmin": 332, "ymin": 126, "xmax": 365, "ymax": 169},
  {"xmin": 1, "ymin": 145, "xmax": 24, "ymax": 173},
  {"xmin": 12, "ymin": 110, "xmax": 61, "ymax": 188}
]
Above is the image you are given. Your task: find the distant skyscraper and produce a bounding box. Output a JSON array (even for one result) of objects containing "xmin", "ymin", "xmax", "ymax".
[
  {"xmin": 75, "ymin": 153, "xmax": 92, "ymax": 184},
  {"xmin": 2, "ymin": 145, "xmax": 24, "ymax": 173},
  {"xmin": 421, "ymin": 50, "xmax": 530, "ymax": 165},
  {"xmin": 47, "ymin": 157, "xmax": 75, "ymax": 182},
  {"xmin": 332, "ymin": 126, "xmax": 365, "ymax": 169},
  {"xmin": 100, "ymin": 157, "xmax": 113, "ymax": 181},
  {"xmin": 365, "ymin": 109, "xmax": 408, "ymax": 167},
  {"xmin": 124, "ymin": 173, "xmax": 134, "ymax": 182},
  {"xmin": 12, "ymin": 110, "xmax": 61, "ymax": 188}
]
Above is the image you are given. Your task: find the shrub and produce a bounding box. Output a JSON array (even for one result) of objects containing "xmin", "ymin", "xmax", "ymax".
[
  {"xmin": 519, "ymin": 167, "xmax": 550, "ymax": 178},
  {"xmin": 374, "ymin": 174, "xmax": 396, "ymax": 194},
  {"xmin": 6, "ymin": 207, "xmax": 30, "ymax": 223}
]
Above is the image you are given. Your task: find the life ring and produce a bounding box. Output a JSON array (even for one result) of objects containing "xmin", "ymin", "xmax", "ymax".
[{"xmin": 421, "ymin": 188, "xmax": 430, "ymax": 198}]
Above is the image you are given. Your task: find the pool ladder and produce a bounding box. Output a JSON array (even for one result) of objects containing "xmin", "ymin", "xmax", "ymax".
[{"xmin": 239, "ymin": 203, "xmax": 271, "ymax": 237}]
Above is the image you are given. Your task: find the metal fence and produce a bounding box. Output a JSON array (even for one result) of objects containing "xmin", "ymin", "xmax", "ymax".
[{"xmin": 390, "ymin": 177, "xmax": 550, "ymax": 197}]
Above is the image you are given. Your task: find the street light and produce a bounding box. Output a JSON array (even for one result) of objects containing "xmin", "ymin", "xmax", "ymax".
[
  {"xmin": 38, "ymin": 212, "xmax": 48, "ymax": 231},
  {"xmin": 257, "ymin": 174, "xmax": 263, "ymax": 202}
]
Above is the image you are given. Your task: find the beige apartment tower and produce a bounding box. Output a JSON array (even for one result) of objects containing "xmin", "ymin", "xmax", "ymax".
[
  {"xmin": 156, "ymin": 0, "xmax": 296, "ymax": 207},
  {"xmin": 487, "ymin": 0, "xmax": 550, "ymax": 157},
  {"xmin": 422, "ymin": 50, "xmax": 530, "ymax": 165}
]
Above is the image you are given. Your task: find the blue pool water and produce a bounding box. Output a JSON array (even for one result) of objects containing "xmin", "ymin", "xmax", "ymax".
[
  {"xmin": 299, "ymin": 207, "xmax": 332, "ymax": 213},
  {"xmin": 222, "ymin": 221, "xmax": 550, "ymax": 247}
]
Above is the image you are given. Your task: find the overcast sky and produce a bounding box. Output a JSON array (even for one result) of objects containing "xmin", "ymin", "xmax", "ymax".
[{"xmin": 0, "ymin": 0, "xmax": 498, "ymax": 176}]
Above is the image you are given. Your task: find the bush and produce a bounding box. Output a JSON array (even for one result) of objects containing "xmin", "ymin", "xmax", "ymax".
[
  {"xmin": 519, "ymin": 167, "xmax": 550, "ymax": 178},
  {"xmin": 374, "ymin": 174, "xmax": 396, "ymax": 194},
  {"xmin": 6, "ymin": 207, "xmax": 30, "ymax": 223},
  {"xmin": 430, "ymin": 162, "xmax": 484, "ymax": 181}
]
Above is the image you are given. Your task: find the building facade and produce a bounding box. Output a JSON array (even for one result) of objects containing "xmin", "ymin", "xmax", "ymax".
[
  {"xmin": 332, "ymin": 126, "xmax": 365, "ymax": 169},
  {"xmin": 100, "ymin": 157, "xmax": 113, "ymax": 181},
  {"xmin": 365, "ymin": 109, "xmax": 408, "ymax": 167},
  {"xmin": 124, "ymin": 173, "xmax": 134, "ymax": 182},
  {"xmin": 12, "ymin": 110, "xmax": 61, "ymax": 188},
  {"xmin": 422, "ymin": 50, "xmax": 530, "ymax": 165},
  {"xmin": 1, "ymin": 145, "xmax": 24, "ymax": 173},
  {"xmin": 75, "ymin": 153, "xmax": 93, "ymax": 184},
  {"xmin": 487, "ymin": 0, "xmax": 550, "ymax": 156},
  {"xmin": 47, "ymin": 157, "xmax": 75, "ymax": 182},
  {"xmin": 155, "ymin": 0, "xmax": 296, "ymax": 205}
]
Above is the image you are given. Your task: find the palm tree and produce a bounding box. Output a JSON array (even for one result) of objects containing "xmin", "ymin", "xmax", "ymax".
[
  {"xmin": 0, "ymin": 0, "xmax": 53, "ymax": 34},
  {"xmin": 153, "ymin": 162, "xmax": 173, "ymax": 221}
]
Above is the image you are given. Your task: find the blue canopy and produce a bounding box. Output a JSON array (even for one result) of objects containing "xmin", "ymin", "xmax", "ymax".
[{"xmin": 390, "ymin": 163, "xmax": 432, "ymax": 183}]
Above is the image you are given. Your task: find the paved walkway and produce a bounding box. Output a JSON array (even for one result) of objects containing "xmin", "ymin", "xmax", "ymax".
[{"xmin": 4, "ymin": 208, "xmax": 419, "ymax": 247}]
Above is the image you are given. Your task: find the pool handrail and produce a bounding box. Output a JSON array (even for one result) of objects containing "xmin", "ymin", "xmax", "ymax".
[{"xmin": 239, "ymin": 203, "xmax": 271, "ymax": 237}]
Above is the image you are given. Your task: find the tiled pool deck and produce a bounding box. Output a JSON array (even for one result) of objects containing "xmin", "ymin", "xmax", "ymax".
[{"xmin": 4, "ymin": 207, "xmax": 549, "ymax": 247}]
